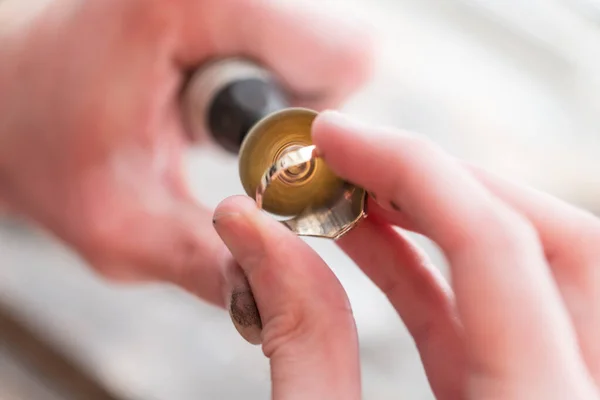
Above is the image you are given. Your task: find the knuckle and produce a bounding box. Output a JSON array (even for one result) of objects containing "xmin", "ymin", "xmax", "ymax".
[
  {"xmin": 261, "ymin": 309, "xmax": 310, "ymax": 359},
  {"xmin": 481, "ymin": 205, "xmax": 540, "ymax": 251},
  {"xmin": 378, "ymin": 275, "xmax": 402, "ymax": 300},
  {"xmin": 384, "ymin": 133, "xmax": 441, "ymax": 201},
  {"xmin": 261, "ymin": 304, "xmax": 355, "ymax": 360},
  {"xmin": 411, "ymin": 319, "xmax": 440, "ymax": 351},
  {"xmin": 448, "ymin": 202, "xmax": 541, "ymax": 257}
]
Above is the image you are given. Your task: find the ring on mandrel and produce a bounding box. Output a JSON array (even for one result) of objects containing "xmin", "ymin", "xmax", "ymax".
[{"xmin": 238, "ymin": 108, "xmax": 367, "ymax": 240}]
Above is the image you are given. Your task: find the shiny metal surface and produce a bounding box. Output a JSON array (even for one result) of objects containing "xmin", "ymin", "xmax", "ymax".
[
  {"xmin": 255, "ymin": 144, "xmax": 367, "ymax": 239},
  {"xmin": 281, "ymin": 183, "xmax": 367, "ymax": 240},
  {"xmin": 238, "ymin": 108, "xmax": 344, "ymax": 216}
]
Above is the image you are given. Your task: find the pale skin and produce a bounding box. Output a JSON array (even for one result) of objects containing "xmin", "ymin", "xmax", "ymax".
[
  {"xmin": 215, "ymin": 111, "xmax": 600, "ymax": 399},
  {"xmin": 1, "ymin": 1, "xmax": 600, "ymax": 399}
]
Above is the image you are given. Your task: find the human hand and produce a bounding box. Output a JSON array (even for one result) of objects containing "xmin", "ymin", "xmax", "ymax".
[
  {"xmin": 213, "ymin": 111, "xmax": 600, "ymax": 399},
  {"xmin": 0, "ymin": 0, "xmax": 372, "ymax": 305}
]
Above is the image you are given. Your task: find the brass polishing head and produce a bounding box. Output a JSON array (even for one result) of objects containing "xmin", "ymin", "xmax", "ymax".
[{"xmin": 239, "ymin": 108, "xmax": 345, "ymax": 216}]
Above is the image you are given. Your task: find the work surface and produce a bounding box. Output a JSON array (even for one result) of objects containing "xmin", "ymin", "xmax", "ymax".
[{"xmin": 1, "ymin": 0, "xmax": 600, "ymax": 399}]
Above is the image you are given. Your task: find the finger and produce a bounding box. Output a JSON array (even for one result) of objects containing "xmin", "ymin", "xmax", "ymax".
[
  {"xmin": 0, "ymin": 198, "xmax": 11, "ymax": 215},
  {"xmin": 367, "ymin": 173, "xmax": 600, "ymax": 375},
  {"xmin": 178, "ymin": 0, "xmax": 375, "ymax": 109},
  {"xmin": 365, "ymin": 195, "xmax": 417, "ymax": 232},
  {"xmin": 467, "ymin": 164, "xmax": 600, "ymax": 265},
  {"xmin": 467, "ymin": 164, "xmax": 600, "ymax": 382},
  {"xmin": 213, "ymin": 195, "xmax": 360, "ymax": 400},
  {"xmin": 0, "ymin": 174, "xmax": 17, "ymax": 216},
  {"xmin": 337, "ymin": 215, "xmax": 465, "ymax": 400},
  {"xmin": 312, "ymin": 111, "xmax": 595, "ymax": 393},
  {"xmin": 82, "ymin": 195, "xmax": 227, "ymax": 308}
]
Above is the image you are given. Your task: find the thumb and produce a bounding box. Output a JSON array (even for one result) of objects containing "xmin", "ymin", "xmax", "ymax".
[{"xmin": 213, "ymin": 196, "xmax": 361, "ymax": 400}]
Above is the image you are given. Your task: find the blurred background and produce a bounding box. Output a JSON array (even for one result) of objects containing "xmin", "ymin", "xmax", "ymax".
[{"xmin": 1, "ymin": 0, "xmax": 600, "ymax": 399}]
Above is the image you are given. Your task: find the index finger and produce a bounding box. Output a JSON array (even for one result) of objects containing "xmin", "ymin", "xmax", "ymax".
[{"xmin": 312, "ymin": 111, "xmax": 592, "ymax": 385}]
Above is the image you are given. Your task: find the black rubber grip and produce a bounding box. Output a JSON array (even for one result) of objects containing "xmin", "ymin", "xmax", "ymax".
[{"xmin": 207, "ymin": 78, "xmax": 290, "ymax": 153}]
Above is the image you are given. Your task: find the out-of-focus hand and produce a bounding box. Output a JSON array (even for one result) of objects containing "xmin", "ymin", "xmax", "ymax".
[
  {"xmin": 214, "ymin": 111, "xmax": 600, "ymax": 399},
  {"xmin": 0, "ymin": 0, "xmax": 372, "ymax": 305}
]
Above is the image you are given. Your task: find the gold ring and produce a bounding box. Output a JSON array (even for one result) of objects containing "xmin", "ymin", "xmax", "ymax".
[
  {"xmin": 254, "ymin": 144, "xmax": 367, "ymax": 240},
  {"xmin": 255, "ymin": 145, "xmax": 319, "ymax": 209}
]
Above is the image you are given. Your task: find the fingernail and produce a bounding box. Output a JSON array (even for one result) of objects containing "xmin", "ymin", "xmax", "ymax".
[
  {"xmin": 222, "ymin": 258, "xmax": 263, "ymax": 345},
  {"xmin": 212, "ymin": 211, "xmax": 242, "ymax": 224}
]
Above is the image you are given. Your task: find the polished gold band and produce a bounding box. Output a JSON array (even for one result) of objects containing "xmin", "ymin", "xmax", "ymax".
[
  {"xmin": 255, "ymin": 145, "xmax": 367, "ymax": 240},
  {"xmin": 255, "ymin": 145, "xmax": 319, "ymax": 210}
]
